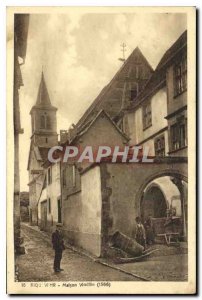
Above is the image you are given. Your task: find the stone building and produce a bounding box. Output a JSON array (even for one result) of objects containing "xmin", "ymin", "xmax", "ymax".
[
  {"xmin": 14, "ymin": 14, "xmax": 29, "ymax": 254},
  {"xmin": 122, "ymin": 30, "xmax": 188, "ymax": 238},
  {"xmin": 123, "ymin": 31, "xmax": 187, "ymax": 156},
  {"xmin": 165, "ymin": 31, "xmax": 187, "ymax": 157},
  {"xmin": 38, "ymin": 161, "xmax": 61, "ymax": 231},
  {"xmin": 59, "ymin": 110, "xmax": 130, "ymax": 255},
  {"xmin": 30, "ymin": 31, "xmax": 188, "ymax": 257}
]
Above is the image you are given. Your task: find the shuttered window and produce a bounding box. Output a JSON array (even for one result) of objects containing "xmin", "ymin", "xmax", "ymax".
[
  {"xmin": 174, "ymin": 56, "xmax": 187, "ymax": 96},
  {"xmin": 142, "ymin": 101, "xmax": 152, "ymax": 130},
  {"xmin": 154, "ymin": 135, "xmax": 165, "ymax": 156}
]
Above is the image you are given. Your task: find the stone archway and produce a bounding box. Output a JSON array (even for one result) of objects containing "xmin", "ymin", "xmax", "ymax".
[
  {"xmin": 141, "ymin": 184, "xmax": 168, "ymax": 220},
  {"xmin": 136, "ymin": 169, "xmax": 188, "ymax": 214},
  {"xmin": 136, "ymin": 169, "xmax": 188, "ymax": 239},
  {"xmin": 99, "ymin": 160, "xmax": 187, "ymax": 243}
]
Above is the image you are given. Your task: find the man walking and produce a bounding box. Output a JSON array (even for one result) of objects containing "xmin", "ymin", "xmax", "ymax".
[{"xmin": 52, "ymin": 224, "xmax": 65, "ymax": 272}]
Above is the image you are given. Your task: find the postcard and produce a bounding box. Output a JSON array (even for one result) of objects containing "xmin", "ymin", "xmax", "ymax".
[{"xmin": 7, "ymin": 6, "xmax": 196, "ymax": 294}]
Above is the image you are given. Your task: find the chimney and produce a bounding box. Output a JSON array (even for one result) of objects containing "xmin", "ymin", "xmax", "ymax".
[{"xmin": 60, "ymin": 130, "xmax": 69, "ymax": 144}]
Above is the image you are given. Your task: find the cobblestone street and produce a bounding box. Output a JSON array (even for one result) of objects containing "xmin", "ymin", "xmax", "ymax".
[
  {"xmin": 17, "ymin": 223, "xmax": 188, "ymax": 282},
  {"xmin": 17, "ymin": 224, "xmax": 141, "ymax": 281}
]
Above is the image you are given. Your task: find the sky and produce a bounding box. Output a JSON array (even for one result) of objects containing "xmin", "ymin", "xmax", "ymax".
[{"xmin": 15, "ymin": 11, "xmax": 187, "ymax": 191}]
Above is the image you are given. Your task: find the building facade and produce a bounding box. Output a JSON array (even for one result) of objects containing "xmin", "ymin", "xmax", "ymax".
[
  {"xmin": 38, "ymin": 161, "xmax": 61, "ymax": 231},
  {"xmin": 60, "ymin": 110, "xmax": 129, "ymax": 254},
  {"xmin": 123, "ymin": 31, "xmax": 187, "ymax": 158},
  {"xmin": 14, "ymin": 14, "xmax": 29, "ymax": 254},
  {"xmin": 121, "ymin": 31, "xmax": 188, "ymax": 240}
]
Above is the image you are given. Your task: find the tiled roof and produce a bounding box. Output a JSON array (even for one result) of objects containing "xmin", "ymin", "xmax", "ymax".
[{"xmin": 76, "ymin": 47, "xmax": 153, "ymax": 131}]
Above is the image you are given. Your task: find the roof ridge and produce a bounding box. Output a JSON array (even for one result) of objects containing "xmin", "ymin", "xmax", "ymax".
[
  {"xmin": 76, "ymin": 47, "xmax": 153, "ymax": 128},
  {"xmin": 72, "ymin": 109, "xmax": 129, "ymax": 144}
]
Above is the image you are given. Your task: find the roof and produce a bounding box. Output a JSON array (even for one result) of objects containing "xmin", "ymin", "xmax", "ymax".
[
  {"xmin": 76, "ymin": 47, "xmax": 153, "ymax": 130},
  {"xmin": 30, "ymin": 72, "xmax": 57, "ymax": 114},
  {"xmin": 27, "ymin": 141, "xmax": 50, "ymax": 170},
  {"xmin": 35, "ymin": 72, "xmax": 52, "ymax": 107},
  {"xmin": 156, "ymin": 30, "xmax": 187, "ymax": 71},
  {"xmin": 38, "ymin": 147, "xmax": 50, "ymax": 161},
  {"xmin": 128, "ymin": 30, "xmax": 187, "ymax": 109},
  {"xmin": 70, "ymin": 109, "xmax": 130, "ymax": 144}
]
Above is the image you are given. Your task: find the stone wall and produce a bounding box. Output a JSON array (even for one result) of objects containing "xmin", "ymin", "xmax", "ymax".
[
  {"xmin": 99, "ymin": 160, "xmax": 188, "ymax": 241},
  {"xmin": 62, "ymin": 166, "xmax": 102, "ymax": 257}
]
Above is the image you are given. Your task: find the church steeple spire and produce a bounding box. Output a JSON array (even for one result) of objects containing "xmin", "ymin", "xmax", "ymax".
[
  {"xmin": 35, "ymin": 72, "xmax": 52, "ymax": 107},
  {"xmin": 30, "ymin": 70, "xmax": 58, "ymax": 147}
]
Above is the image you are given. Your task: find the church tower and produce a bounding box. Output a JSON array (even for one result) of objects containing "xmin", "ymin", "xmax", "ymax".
[
  {"xmin": 30, "ymin": 72, "xmax": 58, "ymax": 148},
  {"xmin": 28, "ymin": 72, "xmax": 58, "ymax": 226}
]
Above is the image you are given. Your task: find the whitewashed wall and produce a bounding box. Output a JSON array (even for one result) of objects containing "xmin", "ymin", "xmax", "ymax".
[
  {"xmin": 38, "ymin": 162, "xmax": 61, "ymax": 226},
  {"xmin": 126, "ymin": 87, "xmax": 169, "ymax": 155}
]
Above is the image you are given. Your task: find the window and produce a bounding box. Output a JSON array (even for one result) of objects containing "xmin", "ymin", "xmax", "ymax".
[
  {"xmin": 142, "ymin": 101, "xmax": 152, "ymax": 129},
  {"xmin": 62, "ymin": 169, "xmax": 66, "ymax": 187},
  {"xmin": 48, "ymin": 167, "xmax": 52, "ymax": 185},
  {"xmin": 62, "ymin": 165, "xmax": 77, "ymax": 188},
  {"xmin": 40, "ymin": 113, "xmax": 51, "ymax": 130},
  {"xmin": 174, "ymin": 56, "xmax": 187, "ymax": 96},
  {"xmin": 48, "ymin": 198, "xmax": 51, "ymax": 214},
  {"xmin": 171, "ymin": 119, "xmax": 187, "ymax": 151},
  {"xmin": 154, "ymin": 135, "xmax": 165, "ymax": 157}
]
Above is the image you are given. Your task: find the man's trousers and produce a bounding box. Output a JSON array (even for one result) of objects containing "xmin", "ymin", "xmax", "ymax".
[{"xmin": 54, "ymin": 249, "xmax": 63, "ymax": 271}]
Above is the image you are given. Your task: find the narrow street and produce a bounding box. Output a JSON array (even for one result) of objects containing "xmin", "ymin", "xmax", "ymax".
[
  {"xmin": 17, "ymin": 224, "xmax": 141, "ymax": 282},
  {"xmin": 17, "ymin": 223, "xmax": 188, "ymax": 282}
]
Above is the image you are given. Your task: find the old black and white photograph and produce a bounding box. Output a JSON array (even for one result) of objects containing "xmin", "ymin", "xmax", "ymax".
[{"xmin": 6, "ymin": 6, "xmax": 196, "ymax": 294}]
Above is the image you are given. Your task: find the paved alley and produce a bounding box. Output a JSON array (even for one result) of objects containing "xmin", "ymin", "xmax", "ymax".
[
  {"xmin": 17, "ymin": 223, "xmax": 188, "ymax": 282},
  {"xmin": 17, "ymin": 224, "xmax": 141, "ymax": 282}
]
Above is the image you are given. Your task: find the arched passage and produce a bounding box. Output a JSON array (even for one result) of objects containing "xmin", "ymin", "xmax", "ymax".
[
  {"xmin": 141, "ymin": 184, "xmax": 168, "ymax": 219},
  {"xmin": 136, "ymin": 170, "xmax": 188, "ymax": 240},
  {"xmin": 99, "ymin": 162, "xmax": 188, "ymax": 244},
  {"xmin": 136, "ymin": 169, "xmax": 188, "ymax": 213}
]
